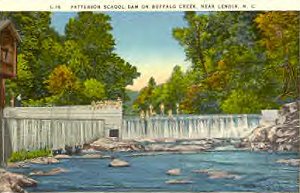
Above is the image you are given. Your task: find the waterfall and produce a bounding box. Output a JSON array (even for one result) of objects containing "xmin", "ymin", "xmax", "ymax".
[
  {"xmin": 4, "ymin": 118, "xmax": 105, "ymax": 152},
  {"xmin": 122, "ymin": 114, "xmax": 261, "ymax": 139}
]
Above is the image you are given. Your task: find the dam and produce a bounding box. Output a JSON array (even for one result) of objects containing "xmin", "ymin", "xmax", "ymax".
[
  {"xmin": 0, "ymin": 103, "xmax": 122, "ymax": 165},
  {"xmin": 1, "ymin": 103, "xmax": 262, "ymax": 165},
  {"xmin": 121, "ymin": 114, "xmax": 261, "ymax": 139}
]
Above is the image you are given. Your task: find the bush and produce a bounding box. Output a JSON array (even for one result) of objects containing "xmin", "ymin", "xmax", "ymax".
[{"xmin": 8, "ymin": 148, "xmax": 52, "ymax": 162}]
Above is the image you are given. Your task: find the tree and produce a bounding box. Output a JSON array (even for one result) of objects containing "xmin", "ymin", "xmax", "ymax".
[
  {"xmin": 255, "ymin": 12, "xmax": 300, "ymax": 99},
  {"xmin": 5, "ymin": 54, "xmax": 34, "ymax": 97},
  {"xmin": 172, "ymin": 12, "xmax": 280, "ymax": 114},
  {"xmin": 133, "ymin": 77, "xmax": 157, "ymax": 111},
  {"xmin": 173, "ymin": 12, "xmax": 209, "ymax": 76},
  {"xmin": 65, "ymin": 12, "xmax": 140, "ymax": 100},
  {"xmin": 83, "ymin": 79, "xmax": 105, "ymax": 100},
  {"xmin": 1, "ymin": 12, "xmax": 63, "ymax": 100},
  {"xmin": 45, "ymin": 65, "xmax": 79, "ymax": 99},
  {"xmin": 2, "ymin": 12, "xmax": 140, "ymax": 106}
]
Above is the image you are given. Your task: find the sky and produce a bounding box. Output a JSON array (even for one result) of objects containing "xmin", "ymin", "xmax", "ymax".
[{"xmin": 51, "ymin": 12, "xmax": 190, "ymax": 91}]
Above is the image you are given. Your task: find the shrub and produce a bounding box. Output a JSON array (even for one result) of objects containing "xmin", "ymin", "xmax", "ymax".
[{"xmin": 8, "ymin": 148, "xmax": 52, "ymax": 162}]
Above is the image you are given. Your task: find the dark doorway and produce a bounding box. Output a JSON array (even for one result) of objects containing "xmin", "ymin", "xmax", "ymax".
[{"xmin": 109, "ymin": 129, "xmax": 119, "ymax": 138}]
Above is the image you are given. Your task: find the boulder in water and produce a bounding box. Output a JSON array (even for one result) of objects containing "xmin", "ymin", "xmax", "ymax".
[
  {"xmin": 82, "ymin": 154, "xmax": 103, "ymax": 159},
  {"xmin": 145, "ymin": 143, "xmax": 208, "ymax": 152},
  {"xmin": 168, "ymin": 145, "xmax": 207, "ymax": 152},
  {"xmin": 7, "ymin": 161, "xmax": 30, "ymax": 168},
  {"xmin": 192, "ymin": 169, "xmax": 241, "ymax": 180},
  {"xmin": 109, "ymin": 159, "xmax": 130, "ymax": 167},
  {"xmin": 54, "ymin": 154, "xmax": 71, "ymax": 159},
  {"xmin": 0, "ymin": 170, "xmax": 37, "ymax": 193},
  {"xmin": 30, "ymin": 157, "xmax": 59, "ymax": 164},
  {"xmin": 166, "ymin": 168, "xmax": 181, "ymax": 176},
  {"xmin": 30, "ymin": 168, "xmax": 68, "ymax": 176},
  {"xmin": 91, "ymin": 138, "xmax": 144, "ymax": 152},
  {"xmin": 165, "ymin": 179, "xmax": 193, "ymax": 184}
]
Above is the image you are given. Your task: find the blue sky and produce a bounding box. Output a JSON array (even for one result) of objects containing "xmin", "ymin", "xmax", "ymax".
[{"xmin": 51, "ymin": 12, "xmax": 190, "ymax": 90}]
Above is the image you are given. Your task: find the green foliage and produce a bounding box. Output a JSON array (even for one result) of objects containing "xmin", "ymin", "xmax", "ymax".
[
  {"xmin": 221, "ymin": 89, "xmax": 277, "ymax": 114},
  {"xmin": 133, "ymin": 66, "xmax": 190, "ymax": 113},
  {"xmin": 65, "ymin": 13, "xmax": 140, "ymax": 100},
  {"xmin": 255, "ymin": 12, "xmax": 300, "ymax": 99},
  {"xmin": 133, "ymin": 77, "xmax": 157, "ymax": 111},
  {"xmin": 45, "ymin": 65, "xmax": 79, "ymax": 95},
  {"xmin": 8, "ymin": 148, "xmax": 52, "ymax": 162},
  {"xmin": 83, "ymin": 79, "xmax": 105, "ymax": 100},
  {"xmin": 2, "ymin": 12, "xmax": 140, "ymax": 106},
  {"xmin": 134, "ymin": 11, "xmax": 299, "ymax": 115}
]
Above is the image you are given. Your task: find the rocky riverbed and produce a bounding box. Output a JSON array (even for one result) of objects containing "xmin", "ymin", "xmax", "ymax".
[
  {"xmin": 90, "ymin": 137, "xmax": 241, "ymax": 153},
  {"xmin": 7, "ymin": 150, "xmax": 298, "ymax": 192},
  {"xmin": 237, "ymin": 101, "xmax": 299, "ymax": 152}
]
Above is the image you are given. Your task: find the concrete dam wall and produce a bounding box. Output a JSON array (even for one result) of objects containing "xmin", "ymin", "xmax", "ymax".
[{"xmin": 0, "ymin": 105, "xmax": 122, "ymax": 165}]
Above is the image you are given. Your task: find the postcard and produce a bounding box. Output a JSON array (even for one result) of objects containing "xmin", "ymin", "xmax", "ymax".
[{"xmin": 0, "ymin": 0, "xmax": 299, "ymax": 192}]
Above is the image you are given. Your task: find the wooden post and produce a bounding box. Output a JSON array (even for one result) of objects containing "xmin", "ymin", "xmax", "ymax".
[{"xmin": 0, "ymin": 78, "xmax": 4, "ymax": 166}]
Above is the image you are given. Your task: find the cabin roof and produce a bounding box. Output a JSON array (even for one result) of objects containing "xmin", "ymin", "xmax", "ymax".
[{"xmin": 0, "ymin": 19, "xmax": 21, "ymax": 42}]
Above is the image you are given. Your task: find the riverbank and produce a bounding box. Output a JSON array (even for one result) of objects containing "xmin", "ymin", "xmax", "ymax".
[
  {"xmin": 237, "ymin": 101, "xmax": 299, "ymax": 152},
  {"xmin": 0, "ymin": 169, "xmax": 37, "ymax": 193}
]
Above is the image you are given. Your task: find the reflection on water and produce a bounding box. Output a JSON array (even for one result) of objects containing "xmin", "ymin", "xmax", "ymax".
[{"xmin": 8, "ymin": 150, "xmax": 299, "ymax": 192}]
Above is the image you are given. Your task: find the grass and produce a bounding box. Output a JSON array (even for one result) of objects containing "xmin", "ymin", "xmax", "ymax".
[{"xmin": 8, "ymin": 148, "xmax": 52, "ymax": 162}]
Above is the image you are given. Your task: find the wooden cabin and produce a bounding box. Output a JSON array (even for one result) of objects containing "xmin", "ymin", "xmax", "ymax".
[
  {"xmin": 0, "ymin": 20, "xmax": 20, "ymax": 78},
  {"xmin": 0, "ymin": 20, "xmax": 21, "ymax": 108}
]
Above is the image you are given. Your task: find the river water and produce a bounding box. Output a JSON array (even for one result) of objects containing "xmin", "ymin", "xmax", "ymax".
[{"xmin": 9, "ymin": 150, "xmax": 299, "ymax": 192}]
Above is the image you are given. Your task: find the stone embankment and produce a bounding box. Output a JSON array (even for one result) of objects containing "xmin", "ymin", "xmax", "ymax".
[{"xmin": 238, "ymin": 101, "xmax": 299, "ymax": 152}]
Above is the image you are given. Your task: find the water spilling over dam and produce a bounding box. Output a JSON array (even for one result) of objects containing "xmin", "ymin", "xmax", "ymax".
[
  {"xmin": 3, "ymin": 117, "xmax": 105, "ymax": 152},
  {"xmin": 1, "ymin": 105, "xmax": 122, "ymax": 165},
  {"xmin": 121, "ymin": 114, "xmax": 261, "ymax": 139}
]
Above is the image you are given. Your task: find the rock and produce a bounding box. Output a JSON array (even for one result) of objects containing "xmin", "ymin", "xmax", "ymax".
[
  {"xmin": 30, "ymin": 168, "xmax": 68, "ymax": 176},
  {"xmin": 276, "ymin": 159, "xmax": 300, "ymax": 166},
  {"xmin": 166, "ymin": 168, "xmax": 181, "ymax": 176},
  {"xmin": 181, "ymin": 140, "xmax": 208, "ymax": 145},
  {"xmin": 192, "ymin": 169, "xmax": 241, "ymax": 180},
  {"xmin": 133, "ymin": 138, "xmax": 156, "ymax": 143},
  {"xmin": 109, "ymin": 159, "xmax": 130, "ymax": 167},
  {"xmin": 0, "ymin": 170, "xmax": 37, "ymax": 193},
  {"xmin": 81, "ymin": 148, "xmax": 98, "ymax": 153},
  {"xmin": 208, "ymin": 171, "xmax": 241, "ymax": 180},
  {"xmin": 54, "ymin": 154, "xmax": 71, "ymax": 159},
  {"xmin": 81, "ymin": 154, "xmax": 103, "ymax": 159},
  {"xmin": 168, "ymin": 145, "xmax": 206, "ymax": 152},
  {"xmin": 145, "ymin": 143, "xmax": 207, "ymax": 152},
  {"xmin": 30, "ymin": 157, "xmax": 59, "ymax": 164},
  {"xmin": 238, "ymin": 101, "xmax": 299, "ymax": 152},
  {"xmin": 7, "ymin": 162, "xmax": 30, "ymax": 168},
  {"xmin": 165, "ymin": 179, "xmax": 193, "ymax": 184},
  {"xmin": 91, "ymin": 138, "xmax": 144, "ymax": 152}
]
